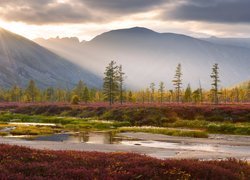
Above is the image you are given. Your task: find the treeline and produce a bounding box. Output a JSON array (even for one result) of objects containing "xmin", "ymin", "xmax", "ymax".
[
  {"xmin": 0, "ymin": 61, "xmax": 249, "ymax": 104},
  {"xmin": 102, "ymin": 61, "xmax": 250, "ymax": 104}
]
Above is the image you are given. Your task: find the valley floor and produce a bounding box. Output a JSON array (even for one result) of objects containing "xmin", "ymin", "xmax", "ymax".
[{"xmin": 1, "ymin": 132, "xmax": 249, "ymax": 161}]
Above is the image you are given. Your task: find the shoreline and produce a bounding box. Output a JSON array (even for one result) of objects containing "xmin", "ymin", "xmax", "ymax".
[{"xmin": 1, "ymin": 132, "xmax": 249, "ymax": 161}]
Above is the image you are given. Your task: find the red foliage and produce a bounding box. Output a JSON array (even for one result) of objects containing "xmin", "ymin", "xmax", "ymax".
[{"xmin": 0, "ymin": 144, "xmax": 249, "ymax": 179}]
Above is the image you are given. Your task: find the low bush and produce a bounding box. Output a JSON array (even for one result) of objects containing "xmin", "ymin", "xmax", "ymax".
[{"xmin": 0, "ymin": 144, "xmax": 249, "ymax": 179}]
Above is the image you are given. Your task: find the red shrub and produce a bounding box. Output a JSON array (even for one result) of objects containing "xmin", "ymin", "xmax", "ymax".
[{"xmin": 0, "ymin": 144, "xmax": 249, "ymax": 179}]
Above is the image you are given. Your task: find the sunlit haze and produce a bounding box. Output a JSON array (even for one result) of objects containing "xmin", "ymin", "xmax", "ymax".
[{"xmin": 1, "ymin": 0, "xmax": 250, "ymax": 40}]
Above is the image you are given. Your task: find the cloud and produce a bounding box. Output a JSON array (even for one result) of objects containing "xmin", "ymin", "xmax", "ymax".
[
  {"xmin": 81, "ymin": 0, "xmax": 166, "ymax": 13},
  {"xmin": 0, "ymin": 0, "xmax": 167, "ymax": 24},
  {"xmin": 0, "ymin": 0, "xmax": 101, "ymax": 24},
  {"xmin": 165, "ymin": 0, "xmax": 250, "ymax": 23}
]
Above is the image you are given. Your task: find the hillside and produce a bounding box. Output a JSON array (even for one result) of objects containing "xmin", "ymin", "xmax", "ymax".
[
  {"xmin": 35, "ymin": 27, "xmax": 250, "ymax": 89},
  {"xmin": 0, "ymin": 28, "xmax": 101, "ymax": 88}
]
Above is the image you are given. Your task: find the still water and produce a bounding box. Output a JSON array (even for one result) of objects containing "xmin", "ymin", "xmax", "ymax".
[{"xmin": 22, "ymin": 132, "xmax": 250, "ymax": 154}]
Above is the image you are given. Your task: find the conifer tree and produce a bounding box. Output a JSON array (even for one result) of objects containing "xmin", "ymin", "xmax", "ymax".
[
  {"xmin": 158, "ymin": 82, "xmax": 165, "ymax": 103},
  {"xmin": 25, "ymin": 80, "xmax": 39, "ymax": 102},
  {"xmin": 184, "ymin": 84, "xmax": 192, "ymax": 102},
  {"xmin": 210, "ymin": 63, "xmax": 220, "ymax": 104},
  {"xmin": 150, "ymin": 83, "xmax": 155, "ymax": 103},
  {"xmin": 247, "ymin": 81, "xmax": 250, "ymax": 102},
  {"xmin": 172, "ymin": 63, "xmax": 182, "ymax": 103},
  {"xmin": 118, "ymin": 65, "xmax": 125, "ymax": 105},
  {"xmin": 83, "ymin": 86, "xmax": 90, "ymax": 103},
  {"xmin": 128, "ymin": 91, "xmax": 133, "ymax": 102},
  {"xmin": 10, "ymin": 85, "xmax": 22, "ymax": 102},
  {"xmin": 103, "ymin": 61, "xmax": 119, "ymax": 106},
  {"xmin": 74, "ymin": 80, "xmax": 85, "ymax": 101}
]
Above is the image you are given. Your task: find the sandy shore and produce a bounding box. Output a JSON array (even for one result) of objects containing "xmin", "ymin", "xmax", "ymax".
[{"xmin": 1, "ymin": 133, "xmax": 250, "ymax": 160}]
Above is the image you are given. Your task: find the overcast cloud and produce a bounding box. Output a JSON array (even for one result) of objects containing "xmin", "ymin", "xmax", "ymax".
[{"xmin": 0, "ymin": 0, "xmax": 250, "ymax": 39}]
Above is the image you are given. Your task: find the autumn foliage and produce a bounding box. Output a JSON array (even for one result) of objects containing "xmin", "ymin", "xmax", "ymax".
[
  {"xmin": 2, "ymin": 103, "xmax": 250, "ymax": 125},
  {"xmin": 0, "ymin": 144, "xmax": 249, "ymax": 179}
]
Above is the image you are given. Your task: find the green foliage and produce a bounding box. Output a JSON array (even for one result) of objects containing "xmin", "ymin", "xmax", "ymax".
[
  {"xmin": 25, "ymin": 80, "xmax": 39, "ymax": 102},
  {"xmin": 210, "ymin": 63, "xmax": 220, "ymax": 104},
  {"xmin": 10, "ymin": 126, "xmax": 56, "ymax": 135},
  {"xmin": 118, "ymin": 126, "xmax": 208, "ymax": 138},
  {"xmin": 172, "ymin": 63, "xmax": 182, "ymax": 102},
  {"xmin": 103, "ymin": 61, "xmax": 119, "ymax": 105}
]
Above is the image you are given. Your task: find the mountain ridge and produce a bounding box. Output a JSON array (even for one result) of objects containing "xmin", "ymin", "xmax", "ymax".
[
  {"xmin": 0, "ymin": 28, "xmax": 101, "ymax": 89},
  {"xmin": 34, "ymin": 27, "xmax": 250, "ymax": 89}
]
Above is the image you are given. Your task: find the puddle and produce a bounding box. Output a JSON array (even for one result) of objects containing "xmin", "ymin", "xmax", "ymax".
[
  {"xmin": 121, "ymin": 140, "xmax": 250, "ymax": 153},
  {"xmin": 24, "ymin": 132, "xmax": 121, "ymax": 144},
  {"xmin": 3, "ymin": 132, "xmax": 250, "ymax": 154}
]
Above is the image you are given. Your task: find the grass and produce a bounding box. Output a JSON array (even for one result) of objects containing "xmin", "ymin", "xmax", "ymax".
[
  {"xmin": 0, "ymin": 112, "xmax": 249, "ymax": 136},
  {"xmin": 164, "ymin": 120, "xmax": 250, "ymax": 135},
  {"xmin": 10, "ymin": 126, "xmax": 58, "ymax": 136},
  {"xmin": 118, "ymin": 126, "xmax": 209, "ymax": 138},
  {"xmin": 0, "ymin": 132, "xmax": 8, "ymax": 136},
  {"xmin": 0, "ymin": 113, "xmax": 131, "ymax": 135}
]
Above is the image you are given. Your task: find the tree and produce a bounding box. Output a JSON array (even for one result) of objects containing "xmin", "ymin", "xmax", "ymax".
[
  {"xmin": 247, "ymin": 81, "xmax": 250, "ymax": 102},
  {"xmin": 10, "ymin": 85, "xmax": 22, "ymax": 102},
  {"xmin": 192, "ymin": 89, "xmax": 200, "ymax": 103},
  {"xmin": 184, "ymin": 84, "xmax": 192, "ymax": 102},
  {"xmin": 25, "ymin": 80, "xmax": 39, "ymax": 102},
  {"xmin": 74, "ymin": 80, "xmax": 85, "ymax": 101},
  {"xmin": 149, "ymin": 83, "xmax": 155, "ymax": 103},
  {"xmin": 83, "ymin": 87, "xmax": 90, "ymax": 103},
  {"xmin": 172, "ymin": 63, "xmax": 182, "ymax": 102},
  {"xmin": 118, "ymin": 65, "xmax": 125, "ymax": 105},
  {"xmin": 103, "ymin": 61, "xmax": 119, "ymax": 106},
  {"xmin": 127, "ymin": 91, "xmax": 133, "ymax": 102},
  {"xmin": 71, "ymin": 95, "xmax": 80, "ymax": 105},
  {"xmin": 210, "ymin": 63, "xmax": 220, "ymax": 104},
  {"xmin": 158, "ymin": 82, "xmax": 165, "ymax": 103},
  {"xmin": 45, "ymin": 87, "xmax": 55, "ymax": 102},
  {"xmin": 199, "ymin": 80, "xmax": 203, "ymax": 103}
]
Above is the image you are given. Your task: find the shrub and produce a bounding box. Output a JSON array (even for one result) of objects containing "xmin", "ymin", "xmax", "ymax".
[{"xmin": 0, "ymin": 145, "xmax": 249, "ymax": 179}]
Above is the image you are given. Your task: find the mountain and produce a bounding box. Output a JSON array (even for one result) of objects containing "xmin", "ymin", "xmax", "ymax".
[
  {"xmin": 35, "ymin": 27, "xmax": 250, "ymax": 89},
  {"xmin": 35, "ymin": 37, "xmax": 86, "ymax": 66},
  {"xmin": 202, "ymin": 37, "xmax": 250, "ymax": 49},
  {"xmin": 0, "ymin": 28, "xmax": 101, "ymax": 88}
]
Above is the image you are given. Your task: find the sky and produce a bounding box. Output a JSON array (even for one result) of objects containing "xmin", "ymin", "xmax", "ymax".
[{"xmin": 1, "ymin": 0, "xmax": 250, "ymax": 41}]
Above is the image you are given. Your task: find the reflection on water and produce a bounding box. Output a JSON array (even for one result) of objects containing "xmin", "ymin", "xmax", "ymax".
[
  {"xmin": 29, "ymin": 132, "xmax": 120, "ymax": 144},
  {"xmin": 121, "ymin": 140, "xmax": 250, "ymax": 153},
  {"xmin": 20, "ymin": 132, "xmax": 250, "ymax": 154},
  {"xmin": 121, "ymin": 140, "xmax": 218, "ymax": 152}
]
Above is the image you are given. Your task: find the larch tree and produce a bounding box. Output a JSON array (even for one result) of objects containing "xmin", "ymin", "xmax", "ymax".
[
  {"xmin": 25, "ymin": 80, "xmax": 39, "ymax": 102},
  {"xmin": 74, "ymin": 80, "xmax": 85, "ymax": 101},
  {"xmin": 128, "ymin": 91, "xmax": 133, "ymax": 102},
  {"xmin": 83, "ymin": 86, "xmax": 90, "ymax": 103},
  {"xmin": 158, "ymin": 82, "xmax": 165, "ymax": 103},
  {"xmin": 172, "ymin": 63, "xmax": 182, "ymax": 103},
  {"xmin": 118, "ymin": 65, "xmax": 125, "ymax": 105},
  {"xmin": 10, "ymin": 85, "xmax": 22, "ymax": 102},
  {"xmin": 184, "ymin": 84, "xmax": 192, "ymax": 102},
  {"xmin": 150, "ymin": 82, "xmax": 155, "ymax": 103},
  {"xmin": 103, "ymin": 61, "xmax": 119, "ymax": 106},
  {"xmin": 210, "ymin": 63, "xmax": 220, "ymax": 104},
  {"xmin": 199, "ymin": 80, "xmax": 203, "ymax": 103},
  {"xmin": 247, "ymin": 81, "xmax": 250, "ymax": 102}
]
